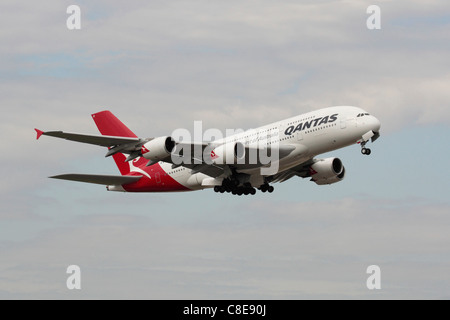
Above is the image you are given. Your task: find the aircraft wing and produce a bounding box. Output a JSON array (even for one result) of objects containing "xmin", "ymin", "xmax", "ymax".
[
  {"xmin": 50, "ymin": 174, "xmax": 142, "ymax": 185},
  {"xmin": 35, "ymin": 129, "xmax": 147, "ymax": 157},
  {"xmin": 268, "ymin": 158, "xmax": 315, "ymax": 183},
  {"xmin": 36, "ymin": 128, "xmax": 302, "ymax": 179},
  {"xmin": 168, "ymin": 144, "xmax": 300, "ymax": 178},
  {"xmin": 35, "ymin": 129, "xmax": 143, "ymax": 147}
]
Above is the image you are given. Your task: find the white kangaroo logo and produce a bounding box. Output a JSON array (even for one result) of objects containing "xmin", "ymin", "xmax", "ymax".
[{"xmin": 129, "ymin": 158, "xmax": 152, "ymax": 179}]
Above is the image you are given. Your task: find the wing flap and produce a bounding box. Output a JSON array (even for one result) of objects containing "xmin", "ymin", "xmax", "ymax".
[{"xmin": 50, "ymin": 174, "xmax": 142, "ymax": 185}]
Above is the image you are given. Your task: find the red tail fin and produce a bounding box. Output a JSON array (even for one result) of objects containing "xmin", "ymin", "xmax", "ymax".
[
  {"xmin": 92, "ymin": 111, "xmax": 137, "ymax": 175},
  {"xmin": 92, "ymin": 111, "xmax": 137, "ymax": 138}
]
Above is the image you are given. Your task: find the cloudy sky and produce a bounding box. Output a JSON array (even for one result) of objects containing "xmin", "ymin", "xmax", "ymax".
[{"xmin": 0, "ymin": 0, "xmax": 449, "ymax": 299}]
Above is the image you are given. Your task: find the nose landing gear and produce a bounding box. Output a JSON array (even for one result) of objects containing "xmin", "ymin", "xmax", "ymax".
[{"xmin": 360, "ymin": 141, "xmax": 372, "ymax": 155}]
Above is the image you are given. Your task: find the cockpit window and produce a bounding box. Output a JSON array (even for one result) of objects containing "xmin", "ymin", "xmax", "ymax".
[{"xmin": 357, "ymin": 113, "xmax": 370, "ymax": 117}]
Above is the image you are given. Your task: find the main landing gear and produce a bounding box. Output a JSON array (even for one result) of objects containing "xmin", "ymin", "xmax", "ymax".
[
  {"xmin": 213, "ymin": 181, "xmax": 274, "ymax": 196},
  {"xmin": 259, "ymin": 183, "xmax": 274, "ymax": 193}
]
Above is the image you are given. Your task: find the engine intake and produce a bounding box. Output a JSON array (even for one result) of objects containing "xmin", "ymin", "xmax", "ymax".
[
  {"xmin": 211, "ymin": 142, "xmax": 245, "ymax": 165},
  {"xmin": 310, "ymin": 157, "xmax": 345, "ymax": 185},
  {"xmin": 141, "ymin": 136, "xmax": 175, "ymax": 161}
]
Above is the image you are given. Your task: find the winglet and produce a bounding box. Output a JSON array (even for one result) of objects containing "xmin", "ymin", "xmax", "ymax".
[{"xmin": 35, "ymin": 128, "xmax": 44, "ymax": 140}]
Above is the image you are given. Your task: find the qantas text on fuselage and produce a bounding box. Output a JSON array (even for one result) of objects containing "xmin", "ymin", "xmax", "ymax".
[{"xmin": 35, "ymin": 106, "xmax": 381, "ymax": 196}]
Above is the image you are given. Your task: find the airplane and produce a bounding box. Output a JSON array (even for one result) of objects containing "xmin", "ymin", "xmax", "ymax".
[{"xmin": 35, "ymin": 106, "xmax": 381, "ymax": 196}]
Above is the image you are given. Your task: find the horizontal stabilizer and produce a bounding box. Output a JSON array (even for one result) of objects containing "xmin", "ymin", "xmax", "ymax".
[{"xmin": 50, "ymin": 174, "xmax": 142, "ymax": 185}]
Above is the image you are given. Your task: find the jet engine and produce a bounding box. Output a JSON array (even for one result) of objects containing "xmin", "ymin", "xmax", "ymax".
[
  {"xmin": 141, "ymin": 136, "xmax": 175, "ymax": 160},
  {"xmin": 310, "ymin": 157, "xmax": 345, "ymax": 185},
  {"xmin": 211, "ymin": 142, "xmax": 245, "ymax": 165}
]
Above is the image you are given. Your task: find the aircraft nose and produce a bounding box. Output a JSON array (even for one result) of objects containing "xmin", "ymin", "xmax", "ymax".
[{"xmin": 371, "ymin": 116, "xmax": 381, "ymax": 132}]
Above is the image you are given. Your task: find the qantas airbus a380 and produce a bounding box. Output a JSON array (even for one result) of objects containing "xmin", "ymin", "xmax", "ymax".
[{"xmin": 35, "ymin": 106, "xmax": 381, "ymax": 196}]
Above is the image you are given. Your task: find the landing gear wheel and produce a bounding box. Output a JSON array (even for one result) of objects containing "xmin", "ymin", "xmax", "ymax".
[
  {"xmin": 268, "ymin": 186, "xmax": 274, "ymax": 193},
  {"xmin": 260, "ymin": 183, "xmax": 271, "ymax": 193},
  {"xmin": 361, "ymin": 147, "xmax": 371, "ymax": 155}
]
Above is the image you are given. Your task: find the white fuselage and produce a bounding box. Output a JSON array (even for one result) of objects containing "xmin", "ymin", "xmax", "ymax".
[{"xmin": 159, "ymin": 106, "xmax": 381, "ymax": 190}]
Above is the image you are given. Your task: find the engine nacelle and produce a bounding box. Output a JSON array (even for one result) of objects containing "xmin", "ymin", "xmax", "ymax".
[
  {"xmin": 210, "ymin": 142, "xmax": 245, "ymax": 165},
  {"xmin": 141, "ymin": 136, "xmax": 175, "ymax": 161},
  {"xmin": 310, "ymin": 157, "xmax": 345, "ymax": 185}
]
